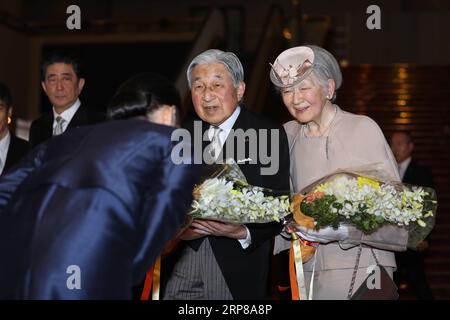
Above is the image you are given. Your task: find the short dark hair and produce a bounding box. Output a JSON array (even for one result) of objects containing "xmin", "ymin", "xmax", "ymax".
[
  {"xmin": 40, "ymin": 50, "xmax": 84, "ymax": 81},
  {"xmin": 0, "ymin": 81, "xmax": 13, "ymax": 107},
  {"xmin": 107, "ymin": 73, "xmax": 181, "ymax": 121},
  {"xmin": 107, "ymin": 90, "xmax": 152, "ymax": 120}
]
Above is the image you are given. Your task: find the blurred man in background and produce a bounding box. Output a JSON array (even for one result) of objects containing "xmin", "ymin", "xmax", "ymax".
[{"xmin": 390, "ymin": 131, "xmax": 434, "ymax": 300}]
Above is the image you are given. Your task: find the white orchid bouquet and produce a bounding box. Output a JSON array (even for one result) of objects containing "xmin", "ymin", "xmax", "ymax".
[
  {"xmin": 291, "ymin": 166, "xmax": 437, "ymax": 250},
  {"xmin": 189, "ymin": 160, "xmax": 290, "ymax": 224}
]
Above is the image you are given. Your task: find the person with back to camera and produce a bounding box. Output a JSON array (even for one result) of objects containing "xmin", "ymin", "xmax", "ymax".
[{"xmin": 0, "ymin": 73, "xmax": 200, "ymax": 299}]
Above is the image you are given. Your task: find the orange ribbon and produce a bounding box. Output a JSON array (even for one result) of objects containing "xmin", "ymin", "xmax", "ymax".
[
  {"xmin": 289, "ymin": 240, "xmax": 300, "ymax": 300},
  {"xmin": 140, "ymin": 255, "xmax": 161, "ymax": 300}
]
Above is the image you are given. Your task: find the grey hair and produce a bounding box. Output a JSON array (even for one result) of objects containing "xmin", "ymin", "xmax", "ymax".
[
  {"xmin": 308, "ymin": 45, "xmax": 342, "ymax": 102},
  {"xmin": 310, "ymin": 70, "xmax": 337, "ymax": 101},
  {"xmin": 186, "ymin": 49, "xmax": 244, "ymax": 89}
]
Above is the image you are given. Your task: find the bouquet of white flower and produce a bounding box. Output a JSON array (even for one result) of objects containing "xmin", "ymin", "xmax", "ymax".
[
  {"xmin": 189, "ymin": 160, "xmax": 290, "ymax": 224},
  {"xmin": 290, "ymin": 166, "xmax": 437, "ymax": 250}
]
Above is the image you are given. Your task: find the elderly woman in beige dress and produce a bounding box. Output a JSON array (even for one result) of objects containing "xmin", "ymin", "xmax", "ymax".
[{"xmin": 271, "ymin": 45, "xmax": 408, "ymax": 300}]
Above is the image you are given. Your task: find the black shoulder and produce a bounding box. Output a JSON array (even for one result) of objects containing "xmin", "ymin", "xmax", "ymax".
[
  {"xmin": 410, "ymin": 160, "xmax": 430, "ymax": 172},
  {"xmin": 88, "ymin": 109, "xmax": 106, "ymax": 122},
  {"xmin": 6, "ymin": 135, "xmax": 30, "ymax": 167},
  {"xmin": 239, "ymin": 107, "xmax": 285, "ymax": 130},
  {"xmin": 11, "ymin": 135, "xmax": 29, "ymax": 149},
  {"xmin": 30, "ymin": 112, "xmax": 52, "ymax": 126},
  {"xmin": 81, "ymin": 105, "xmax": 106, "ymax": 122}
]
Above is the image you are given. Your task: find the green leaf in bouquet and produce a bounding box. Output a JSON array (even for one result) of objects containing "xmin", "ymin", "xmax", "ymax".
[{"xmin": 300, "ymin": 194, "xmax": 341, "ymax": 230}]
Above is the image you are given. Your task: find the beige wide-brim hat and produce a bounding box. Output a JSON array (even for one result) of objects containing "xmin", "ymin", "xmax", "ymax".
[{"xmin": 270, "ymin": 45, "xmax": 342, "ymax": 89}]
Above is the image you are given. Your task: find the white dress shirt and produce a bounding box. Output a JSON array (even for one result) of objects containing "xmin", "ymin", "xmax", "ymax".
[
  {"xmin": 398, "ymin": 157, "xmax": 412, "ymax": 180},
  {"xmin": 0, "ymin": 130, "xmax": 11, "ymax": 174},
  {"xmin": 52, "ymin": 99, "xmax": 81, "ymax": 135},
  {"xmin": 207, "ymin": 105, "xmax": 241, "ymax": 148},
  {"xmin": 206, "ymin": 106, "xmax": 252, "ymax": 249}
]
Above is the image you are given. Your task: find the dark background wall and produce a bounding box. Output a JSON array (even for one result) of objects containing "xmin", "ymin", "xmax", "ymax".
[
  {"xmin": 1, "ymin": 0, "xmax": 450, "ymax": 120},
  {"xmin": 39, "ymin": 42, "xmax": 191, "ymax": 114}
]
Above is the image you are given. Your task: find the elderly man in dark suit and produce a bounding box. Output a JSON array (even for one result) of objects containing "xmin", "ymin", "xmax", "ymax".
[
  {"xmin": 390, "ymin": 131, "xmax": 434, "ymax": 300},
  {"xmin": 0, "ymin": 74, "xmax": 200, "ymax": 299},
  {"xmin": 28, "ymin": 51, "xmax": 104, "ymax": 148},
  {"xmin": 163, "ymin": 49, "xmax": 290, "ymax": 300}
]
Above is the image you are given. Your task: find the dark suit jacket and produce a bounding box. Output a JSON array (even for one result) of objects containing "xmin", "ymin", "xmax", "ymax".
[
  {"xmin": 181, "ymin": 107, "xmax": 290, "ymax": 299},
  {"xmin": 3, "ymin": 134, "xmax": 29, "ymax": 173},
  {"xmin": 403, "ymin": 159, "xmax": 434, "ymax": 188},
  {"xmin": 0, "ymin": 119, "xmax": 200, "ymax": 299},
  {"xmin": 28, "ymin": 104, "xmax": 105, "ymax": 148}
]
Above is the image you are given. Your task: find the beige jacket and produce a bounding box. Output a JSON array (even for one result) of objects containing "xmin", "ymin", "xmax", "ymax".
[{"xmin": 275, "ymin": 105, "xmax": 408, "ymax": 271}]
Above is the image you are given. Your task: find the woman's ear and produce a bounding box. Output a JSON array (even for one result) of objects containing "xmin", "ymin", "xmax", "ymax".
[
  {"xmin": 164, "ymin": 105, "xmax": 177, "ymax": 127},
  {"xmin": 147, "ymin": 104, "xmax": 177, "ymax": 127},
  {"xmin": 148, "ymin": 105, "xmax": 177, "ymax": 126},
  {"xmin": 327, "ymin": 79, "xmax": 336, "ymax": 100}
]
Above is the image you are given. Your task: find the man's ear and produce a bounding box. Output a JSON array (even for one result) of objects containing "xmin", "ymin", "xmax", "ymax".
[
  {"xmin": 236, "ymin": 81, "xmax": 246, "ymax": 102},
  {"xmin": 41, "ymin": 81, "xmax": 48, "ymax": 94},
  {"xmin": 77, "ymin": 78, "xmax": 85, "ymax": 93}
]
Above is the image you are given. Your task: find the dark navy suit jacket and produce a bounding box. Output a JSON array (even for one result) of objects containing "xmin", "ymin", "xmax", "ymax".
[
  {"xmin": 28, "ymin": 104, "xmax": 105, "ymax": 148},
  {"xmin": 0, "ymin": 119, "xmax": 199, "ymax": 299}
]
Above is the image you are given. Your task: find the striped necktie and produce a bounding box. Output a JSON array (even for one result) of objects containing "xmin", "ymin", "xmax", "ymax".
[
  {"xmin": 209, "ymin": 126, "xmax": 223, "ymax": 160},
  {"xmin": 53, "ymin": 116, "xmax": 65, "ymax": 136}
]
